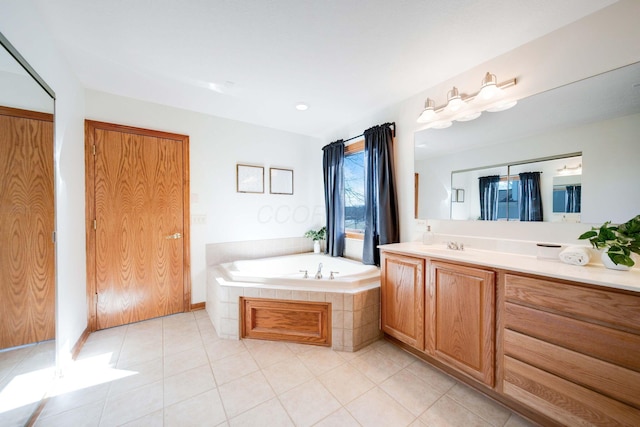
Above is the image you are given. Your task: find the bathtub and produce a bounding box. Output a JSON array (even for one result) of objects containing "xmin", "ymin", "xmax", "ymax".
[
  {"xmin": 220, "ymin": 253, "xmax": 380, "ymax": 289},
  {"xmin": 206, "ymin": 253, "xmax": 382, "ymax": 351}
]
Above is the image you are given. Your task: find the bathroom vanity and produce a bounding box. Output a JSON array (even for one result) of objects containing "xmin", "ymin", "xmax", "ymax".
[{"xmin": 379, "ymin": 242, "xmax": 640, "ymax": 427}]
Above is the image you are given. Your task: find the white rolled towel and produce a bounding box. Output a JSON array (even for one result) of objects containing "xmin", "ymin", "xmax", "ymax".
[{"xmin": 559, "ymin": 246, "xmax": 591, "ymax": 266}]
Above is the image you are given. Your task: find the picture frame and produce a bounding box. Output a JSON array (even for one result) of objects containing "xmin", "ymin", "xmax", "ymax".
[
  {"xmin": 270, "ymin": 168, "xmax": 294, "ymax": 195},
  {"xmin": 236, "ymin": 164, "xmax": 264, "ymax": 193}
]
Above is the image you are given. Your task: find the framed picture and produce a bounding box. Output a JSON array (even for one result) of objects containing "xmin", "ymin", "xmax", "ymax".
[
  {"xmin": 236, "ymin": 164, "xmax": 264, "ymax": 193},
  {"xmin": 270, "ymin": 168, "xmax": 294, "ymax": 195}
]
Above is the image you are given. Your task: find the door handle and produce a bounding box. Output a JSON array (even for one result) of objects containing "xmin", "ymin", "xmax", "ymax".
[{"xmin": 165, "ymin": 232, "xmax": 182, "ymax": 240}]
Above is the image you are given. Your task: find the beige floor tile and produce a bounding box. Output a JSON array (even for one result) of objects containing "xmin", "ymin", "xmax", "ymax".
[
  {"xmin": 164, "ymin": 344, "xmax": 209, "ymax": 377},
  {"xmin": 40, "ymin": 382, "xmax": 110, "ymax": 419},
  {"xmin": 405, "ymin": 360, "xmax": 456, "ymax": 394},
  {"xmin": 108, "ymin": 357, "xmax": 163, "ymax": 398},
  {"xmin": 349, "ymin": 348, "xmax": 403, "ymax": 384},
  {"xmin": 374, "ymin": 341, "xmax": 419, "ymax": 367},
  {"xmin": 318, "ymin": 363, "xmax": 375, "ymax": 405},
  {"xmin": 244, "ymin": 340, "xmax": 296, "ymax": 369},
  {"xmin": 313, "ymin": 407, "xmax": 361, "ymax": 427},
  {"xmin": 335, "ymin": 342, "xmax": 376, "ymax": 361},
  {"xmin": 296, "ymin": 346, "xmax": 346, "ymax": 376},
  {"xmin": 278, "ymin": 378, "xmax": 341, "ymax": 427},
  {"xmin": 218, "ymin": 371, "xmax": 275, "ymax": 418},
  {"xmin": 446, "ymin": 383, "xmax": 511, "ymax": 426},
  {"xmin": 99, "ymin": 380, "xmax": 163, "ymax": 427},
  {"xmin": 419, "ymin": 396, "xmax": 493, "ymax": 427},
  {"xmin": 164, "ymin": 364, "xmax": 216, "ymax": 406},
  {"xmin": 210, "ymin": 351, "xmax": 259, "ymax": 386},
  {"xmin": 116, "ymin": 341, "xmax": 163, "ymax": 368},
  {"xmin": 284, "ymin": 341, "xmax": 317, "ymax": 354},
  {"xmin": 35, "ymin": 400, "xmax": 104, "ymax": 427},
  {"xmin": 346, "ymin": 386, "xmax": 415, "ymax": 427},
  {"xmin": 205, "ymin": 339, "xmax": 247, "ymax": 362},
  {"xmin": 381, "ymin": 369, "xmax": 444, "ymax": 416},
  {"xmin": 228, "ymin": 397, "xmax": 294, "ymax": 427},
  {"xmin": 121, "ymin": 409, "xmax": 163, "ymax": 426},
  {"xmin": 261, "ymin": 357, "xmax": 313, "ymax": 395},
  {"xmin": 164, "ymin": 389, "xmax": 226, "ymax": 427},
  {"xmin": 163, "ymin": 332, "xmax": 204, "ymax": 356},
  {"xmin": 0, "ymin": 401, "xmax": 41, "ymax": 427}
]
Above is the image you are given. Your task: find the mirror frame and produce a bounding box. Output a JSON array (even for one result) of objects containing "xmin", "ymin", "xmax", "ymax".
[{"xmin": 0, "ymin": 32, "xmax": 55, "ymax": 100}]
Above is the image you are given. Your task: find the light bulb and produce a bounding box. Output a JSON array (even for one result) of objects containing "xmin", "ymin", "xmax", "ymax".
[
  {"xmin": 445, "ymin": 87, "xmax": 466, "ymax": 113},
  {"xmin": 417, "ymin": 98, "xmax": 437, "ymax": 123},
  {"xmin": 486, "ymin": 99, "xmax": 517, "ymax": 112},
  {"xmin": 456, "ymin": 111, "xmax": 482, "ymax": 122}
]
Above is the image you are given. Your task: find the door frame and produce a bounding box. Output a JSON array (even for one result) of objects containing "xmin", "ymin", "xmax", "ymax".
[{"xmin": 84, "ymin": 120, "xmax": 191, "ymax": 331}]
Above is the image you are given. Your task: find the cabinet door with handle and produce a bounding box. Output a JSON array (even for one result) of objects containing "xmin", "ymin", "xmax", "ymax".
[
  {"xmin": 427, "ymin": 260, "xmax": 495, "ymax": 386},
  {"xmin": 381, "ymin": 252, "xmax": 425, "ymax": 350}
]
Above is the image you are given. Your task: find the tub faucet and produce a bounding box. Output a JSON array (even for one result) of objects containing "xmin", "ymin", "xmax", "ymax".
[{"xmin": 315, "ymin": 262, "xmax": 323, "ymax": 279}]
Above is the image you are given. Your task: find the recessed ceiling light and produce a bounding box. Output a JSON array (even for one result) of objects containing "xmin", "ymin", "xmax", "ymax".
[{"xmin": 295, "ymin": 103, "xmax": 309, "ymax": 111}]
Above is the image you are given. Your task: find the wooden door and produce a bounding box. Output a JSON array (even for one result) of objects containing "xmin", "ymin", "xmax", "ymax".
[
  {"xmin": 85, "ymin": 121, "xmax": 190, "ymax": 330},
  {"xmin": 427, "ymin": 260, "xmax": 495, "ymax": 386},
  {"xmin": 380, "ymin": 252, "xmax": 425, "ymax": 350},
  {"xmin": 0, "ymin": 107, "xmax": 55, "ymax": 349}
]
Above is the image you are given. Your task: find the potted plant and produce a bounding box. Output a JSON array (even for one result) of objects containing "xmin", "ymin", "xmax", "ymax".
[
  {"xmin": 579, "ymin": 214, "xmax": 640, "ymax": 270},
  {"xmin": 304, "ymin": 226, "xmax": 326, "ymax": 253}
]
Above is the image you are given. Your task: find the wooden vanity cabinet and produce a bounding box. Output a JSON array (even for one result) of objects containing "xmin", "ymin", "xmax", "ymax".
[
  {"xmin": 380, "ymin": 253, "xmax": 425, "ymax": 350},
  {"xmin": 381, "ymin": 252, "xmax": 496, "ymax": 386},
  {"xmin": 427, "ymin": 261, "xmax": 496, "ymax": 387},
  {"xmin": 500, "ymin": 273, "xmax": 640, "ymax": 426}
]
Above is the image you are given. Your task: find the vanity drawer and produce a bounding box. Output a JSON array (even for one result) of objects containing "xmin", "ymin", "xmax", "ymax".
[
  {"xmin": 504, "ymin": 329, "xmax": 640, "ymax": 409},
  {"xmin": 504, "ymin": 302, "xmax": 640, "ymax": 372},
  {"xmin": 504, "ymin": 274, "xmax": 640, "ymax": 334},
  {"xmin": 503, "ymin": 356, "xmax": 640, "ymax": 426}
]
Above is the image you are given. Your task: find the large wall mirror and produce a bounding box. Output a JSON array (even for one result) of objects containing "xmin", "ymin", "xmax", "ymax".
[
  {"xmin": 415, "ymin": 61, "xmax": 640, "ymax": 225},
  {"xmin": 0, "ymin": 32, "xmax": 56, "ymax": 425}
]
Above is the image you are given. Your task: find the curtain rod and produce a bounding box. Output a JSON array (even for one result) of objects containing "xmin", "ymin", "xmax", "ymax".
[{"xmin": 342, "ymin": 121, "xmax": 396, "ymax": 143}]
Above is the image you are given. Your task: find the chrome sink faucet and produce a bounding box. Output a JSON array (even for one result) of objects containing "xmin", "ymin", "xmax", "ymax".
[
  {"xmin": 315, "ymin": 262, "xmax": 323, "ymax": 279},
  {"xmin": 447, "ymin": 241, "xmax": 464, "ymax": 251}
]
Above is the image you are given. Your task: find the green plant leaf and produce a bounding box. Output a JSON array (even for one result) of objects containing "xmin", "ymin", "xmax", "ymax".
[{"xmin": 578, "ymin": 230, "xmax": 597, "ymax": 240}]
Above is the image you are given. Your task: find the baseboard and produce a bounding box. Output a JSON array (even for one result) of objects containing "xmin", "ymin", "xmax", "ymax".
[
  {"xmin": 71, "ymin": 327, "xmax": 91, "ymax": 360},
  {"xmin": 191, "ymin": 302, "xmax": 205, "ymax": 311}
]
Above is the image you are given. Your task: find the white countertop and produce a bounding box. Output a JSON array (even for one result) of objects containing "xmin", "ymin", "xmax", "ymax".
[{"xmin": 380, "ymin": 242, "xmax": 640, "ymax": 293}]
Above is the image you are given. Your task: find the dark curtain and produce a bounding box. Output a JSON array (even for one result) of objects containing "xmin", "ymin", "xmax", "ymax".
[
  {"xmin": 322, "ymin": 140, "xmax": 345, "ymax": 256},
  {"xmin": 565, "ymin": 185, "xmax": 581, "ymax": 213},
  {"xmin": 478, "ymin": 175, "xmax": 500, "ymax": 220},
  {"xmin": 519, "ymin": 172, "xmax": 543, "ymax": 221},
  {"xmin": 363, "ymin": 124, "xmax": 399, "ymax": 266}
]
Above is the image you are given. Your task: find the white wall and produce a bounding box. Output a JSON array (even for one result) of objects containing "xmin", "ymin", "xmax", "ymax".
[
  {"xmin": 1, "ymin": 0, "xmax": 88, "ymax": 370},
  {"xmin": 323, "ymin": 0, "xmax": 640, "ymax": 245},
  {"xmin": 85, "ymin": 90, "xmax": 325, "ymax": 303}
]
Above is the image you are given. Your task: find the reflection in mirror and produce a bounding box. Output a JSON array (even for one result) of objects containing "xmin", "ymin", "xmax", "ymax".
[
  {"xmin": 450, "ymin": 154, "xmax": 582, "ymax": 222},
  {"xmin": 415, "ymin": 61, "xmax": 640, "ymax": 224},
  {"xmin": 0, "ymin": 32, "xmax": 56, "ymax": 425}
]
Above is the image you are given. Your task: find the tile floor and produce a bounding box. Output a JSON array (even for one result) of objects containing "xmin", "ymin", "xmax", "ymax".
[{"xmin": 2, "ymin": 310, "xmax": 538, "ymax": 426}]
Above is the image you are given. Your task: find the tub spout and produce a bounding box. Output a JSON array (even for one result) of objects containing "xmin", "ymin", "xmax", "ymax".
[{"xmin": 315, "ymin": 262, "xmax": 323, "ymax": 279}]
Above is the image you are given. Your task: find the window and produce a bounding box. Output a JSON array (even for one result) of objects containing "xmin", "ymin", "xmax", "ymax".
[
  {"xmin": 497, "ymin": 177, "xmax": 520, "ymax": 220},
  {"xmin": 344, "ymin": 141, "xmax": 365, "ymax": 236}
]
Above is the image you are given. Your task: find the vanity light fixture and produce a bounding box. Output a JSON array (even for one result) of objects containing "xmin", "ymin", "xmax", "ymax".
[
  {"xmin": 417, "ymin": 72, "xmax": 517, "ymax": 129},
  {"xmin": 557, "ymin": 163, "xmax": 582, "ymax": 175}
]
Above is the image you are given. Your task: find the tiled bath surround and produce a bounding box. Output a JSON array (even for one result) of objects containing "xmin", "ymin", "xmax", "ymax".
[{"xmin": 206, "ymin": 237, "xmax": 381, "ymax": 351}]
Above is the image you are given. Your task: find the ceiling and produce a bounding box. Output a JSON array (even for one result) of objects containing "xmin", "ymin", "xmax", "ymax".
[{"xmin": 33, "ymin": 0, "xmax": 617, "ymax": 138}]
